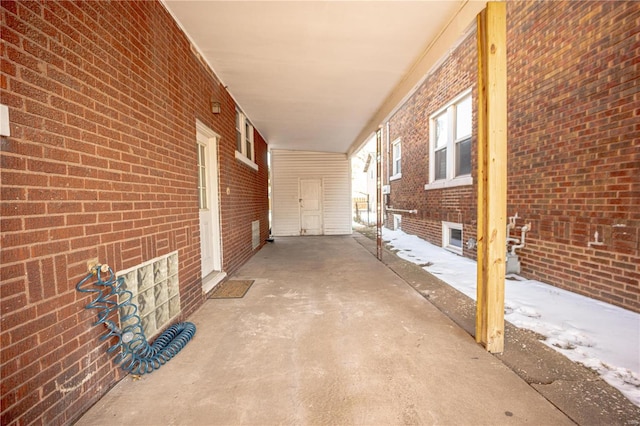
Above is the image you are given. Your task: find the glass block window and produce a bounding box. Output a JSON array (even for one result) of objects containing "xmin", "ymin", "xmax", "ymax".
[{"xmin": 118, "ymin": 251, "xmax": 180, "ymax": 338}]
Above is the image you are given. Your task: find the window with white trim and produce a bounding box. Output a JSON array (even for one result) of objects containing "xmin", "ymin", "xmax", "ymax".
[
  {"xmin": 391, "ymin": 138, "xmax": 401, "ymax": 180},
  {"xmin": 442, "ymin": 221, "xmax": 463, "ymax": 255},
  {"xmin": 426, "ymin": 90, "xmax": 472, "ymax": 190},
  {"xmin": 235, "ymin": 109, "xmax": 255, "ymax": 166}
]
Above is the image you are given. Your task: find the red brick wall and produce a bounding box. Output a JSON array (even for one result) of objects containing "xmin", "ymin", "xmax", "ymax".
[
  {"xmin": 220, "ymin": 127, "xmax": 270, "ymax": 274},
  {"xmin": 385, "ymin": 0, "xmax": 639, "ymax": 313},
  {"xmin": 507, "ymin": 1, "xmax": 640, "ymax": 311},
  {"xmin": 385, "ymin": 28, "xmax": 478, "ymax": 254},
  {"xmin": 1, "ymin": 1, "xmax": 268, "ymax": 424}
]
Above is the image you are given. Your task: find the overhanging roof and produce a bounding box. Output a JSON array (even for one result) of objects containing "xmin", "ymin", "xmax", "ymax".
[{"xmin": 162, "ymin": 1, "xmax": 486, "ymax": 155}]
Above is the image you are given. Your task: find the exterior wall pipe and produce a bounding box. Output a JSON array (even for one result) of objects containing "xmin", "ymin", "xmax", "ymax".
[
  {"xmin": 509, "ymin": 223, "xmax": 531, "ymax": 255},
  {"xmin": 386, "ymin": 208, "xmax": 418, "ymax": 214}
]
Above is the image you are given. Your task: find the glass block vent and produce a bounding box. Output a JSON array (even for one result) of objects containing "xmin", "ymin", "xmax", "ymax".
[{"xmin": 117, "ymin": 251, "xmax": 180, "ymax": 338}]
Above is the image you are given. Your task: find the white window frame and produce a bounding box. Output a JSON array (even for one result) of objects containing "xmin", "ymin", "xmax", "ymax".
[
  {"xmin": 390, "ymin": 138, "xmax": 402, "ymax": 181},
  {"xmin": 235, "ymin": 109, "xmax": 258, "ymax": 170},
  {"xmin": 442, "ymin": 221, "xmax": 463, "ymax": 255},
  {"xmin": 425, "ymin": 89, "xmax": 473, "ymax": 190}
]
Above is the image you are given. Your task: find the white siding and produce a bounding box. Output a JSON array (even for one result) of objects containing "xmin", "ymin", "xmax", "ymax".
[{"xmin": 271, "ymin": 150, "xmax": 352, "ymax": 236}]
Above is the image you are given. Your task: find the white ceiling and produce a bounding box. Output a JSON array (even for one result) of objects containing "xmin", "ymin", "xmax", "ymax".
[{"xmin": 163, "ymin": 1, "xmax": 484, "ymax": 155}]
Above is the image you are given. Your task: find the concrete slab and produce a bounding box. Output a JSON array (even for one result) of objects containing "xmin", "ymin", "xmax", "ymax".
[
  {"xmin": 352, "ymin": 229, "xmax": 640, "ymax": 425},
  {"xmin": 76, "ymin": 236, "xmax": 573, "ymax": 425}
]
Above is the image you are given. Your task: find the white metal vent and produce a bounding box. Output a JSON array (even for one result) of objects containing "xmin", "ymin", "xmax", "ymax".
[
  {"xmin": 118, "ymin": 251, "xmax": 180, "ymax": 338},
  {"xmin": 252, "ymin": 220, "xmax": 260, "ymax": 249}
]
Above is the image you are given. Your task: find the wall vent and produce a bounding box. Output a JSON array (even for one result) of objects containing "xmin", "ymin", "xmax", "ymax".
[
  {"xmin": 118, "ymin": 251, "xmax": 180, "ymax": 338},
  {"xmin": 252, "ymin": 220, "xmax": 260, "ymax": 249}
]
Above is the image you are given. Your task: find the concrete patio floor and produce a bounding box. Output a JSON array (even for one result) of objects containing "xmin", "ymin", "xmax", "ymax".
[{"xmin": 77, "ymin": 235, "xmax": 574, "ymax": 425}]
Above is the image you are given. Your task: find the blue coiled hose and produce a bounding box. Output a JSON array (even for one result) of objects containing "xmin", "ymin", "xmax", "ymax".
[{"xmin": 76, "ymin": 264, "xmax": 196, "ymax": 375}]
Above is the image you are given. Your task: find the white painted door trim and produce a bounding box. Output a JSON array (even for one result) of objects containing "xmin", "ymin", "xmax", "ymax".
[{"xmin": 196, "ymin": 120, "xmax": 225, "ymax": 292}]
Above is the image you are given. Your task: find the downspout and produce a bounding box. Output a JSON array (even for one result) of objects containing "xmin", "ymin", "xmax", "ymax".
[
  {"xmin": 384, "ymin": 121, "xmax": 391, "ymax": 219},
  {"xmin": 376, "ymin": 127, "xmax": 383, "ymax": 260},
  {"xmin": 386, "ymin": 121, "xmax": 390, "ymax": 181}
]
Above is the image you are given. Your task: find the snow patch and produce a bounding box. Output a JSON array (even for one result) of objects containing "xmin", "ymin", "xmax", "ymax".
[{"xmin": 382, "ymin": 227, "xmax": 640, "ymax": 407}]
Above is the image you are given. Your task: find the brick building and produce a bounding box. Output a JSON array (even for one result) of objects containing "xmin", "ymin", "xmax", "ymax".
[
  {"xmin": 384, "ymin": 1, "xmax": 639, "ymax": 312},
  {"xmin": 1, "ymin": 1, "xmax": 268, "ymax": 424},
  {"xmin": 1, "ymin": 1, "xmax": 639, "ymax": 424}
]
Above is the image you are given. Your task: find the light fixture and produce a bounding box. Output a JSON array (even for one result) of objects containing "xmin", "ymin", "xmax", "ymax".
[{"xmin": 211, "ymin": 99, "xmax": 221, "ymax": 114}]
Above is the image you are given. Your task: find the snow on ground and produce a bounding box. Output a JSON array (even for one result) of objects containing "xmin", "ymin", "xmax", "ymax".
[{"xmin": 380, "ymin": 227, "xmax": 640, "ymax": 407}]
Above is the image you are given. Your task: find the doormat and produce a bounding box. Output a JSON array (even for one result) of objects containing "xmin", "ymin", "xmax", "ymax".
[{"xmin": 208, "ymin": 280, "xmax": 254, "ymax": 299}]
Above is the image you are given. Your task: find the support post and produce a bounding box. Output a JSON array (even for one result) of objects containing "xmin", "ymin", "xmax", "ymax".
[
  {"xmin": 475, "ymin": 1, "xmax": 507, "ymax": 353},
  {"xmin": 376, "ymin": 127, "xmax": 383, "ymax": 260}
]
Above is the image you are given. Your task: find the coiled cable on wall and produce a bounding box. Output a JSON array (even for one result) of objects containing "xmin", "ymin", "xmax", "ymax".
[{"xmin": 76, "ymin": 264, "xmax": 196, "ymax": 375}]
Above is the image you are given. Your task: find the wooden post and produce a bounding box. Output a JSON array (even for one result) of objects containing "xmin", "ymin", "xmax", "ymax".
[
  {"xmin": 376, "ymin": 127, "xmax": 383, "ymax": 261},
  {"xmin": 475, "ymin": 1, "xmax": 507, "ymax": 353}
]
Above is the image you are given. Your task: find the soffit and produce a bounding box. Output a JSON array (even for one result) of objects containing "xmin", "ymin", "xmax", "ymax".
[{"xmin": 163, "ymin": 1, "xmax": 483, "ymax": 154}]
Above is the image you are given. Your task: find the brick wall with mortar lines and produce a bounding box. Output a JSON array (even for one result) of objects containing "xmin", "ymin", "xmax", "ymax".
[
  {"xmin": 385, "ymin": 1, "xmax": 639, "ymax": 312},
  {"xmin": 385, "ymin": 27, "xmax": 478, "ymax": 256},
  {"xmin": 219, "ymin": 127, "xmax": 270, "ymax": 275},
  {"xmin": 507, "ymin": 1, "xmax": 639, "ymax": 311},
  {"xmin": 0, "ymin": 1, "xmax": 269, "ymax": 425}
]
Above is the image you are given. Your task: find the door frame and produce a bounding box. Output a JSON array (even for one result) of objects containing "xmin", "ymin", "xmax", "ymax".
[
  {"xmin": 299, "ymin": 177, "xmax": 323, "ymax": 235},
  {"xmin": 196, "ymin": 120, "xmax": 225, "ymax": 292}
]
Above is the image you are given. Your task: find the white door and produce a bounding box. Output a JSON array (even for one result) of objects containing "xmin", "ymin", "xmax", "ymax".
[
  {"xmin": 299, "ymin": 178, "xmax": 323, "ymax": 235},
  {"xmin": 197, "ymin": 126, "xmax": 222, "ymax": 279}
]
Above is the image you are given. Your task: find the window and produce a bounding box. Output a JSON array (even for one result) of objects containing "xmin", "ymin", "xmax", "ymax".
[
  {"xmin": 442, "ymin": 221, "xmax": 463, "ymax": 255},
  {"xmin": 197, "ymin": 143, "xmax": 207, "ymax": 209},
  {"xmin": 391, "ymin": 138, "xmax": 401, "ymax": 180},
  {"xmin": 455, "ymin": 95, "xmax": 472, "ymax": 176},
  {"xmin": 393, "ymin": 214, "xmax": 402, "ymax": 231},
  {"xmin": 235, "ymin": 109, "xmax": 257, "ymax": 169},
  {"xmin": 426, "ymin": 90, "xmax": 472, "ymax": 190},
  {"xmin": 245, "ymin": 119, "xmax": 253, "ymax": 160},
  {"xmin": 434, "ymin": 113, "xmax": 448, "ymax": 180},
  {"xmin": 235, "ymin": 110, "xmax": 242, "ymax": 153},
  {"xmin": 118, "ymin": 252, "xmax": 181, "ymax": 339}
]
